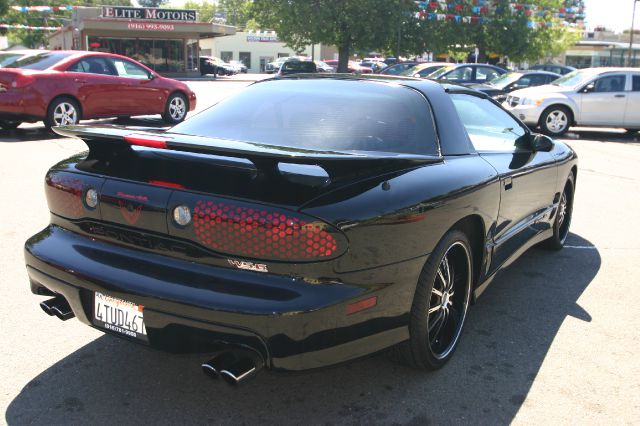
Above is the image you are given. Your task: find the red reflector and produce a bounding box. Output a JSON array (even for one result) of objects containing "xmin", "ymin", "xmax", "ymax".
[
  {"xmin": 45, "ymin": 174, "xmax": 84, "ymax": 218},
  {"xmin": 124, "ymin": 134, "xmax": 168, "ymax": 149},
  {"xmin": 346, "ymin": 296, "xmax": 378, "ymax": 315},
  {"xmin": 148, "ymin": 180, "xmax": 184, "ymax": 189}
]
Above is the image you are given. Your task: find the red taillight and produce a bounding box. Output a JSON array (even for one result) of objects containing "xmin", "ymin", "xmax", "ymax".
[
  {"xmin": 346, "ymin": 296, "xmax": 378, "ymax": 315},
  {"xmin": 12, "ymin": 74, "xmax": 35, "ymax": 89},
  {"xmin": 148, "ymin": 180, "xmax": 184, "ymax": 189},
  {"xmin": 124, "ymin": 134, "xmax": 168, "ymax": 149},
  {"xmin": 45, "ymin": 174, "xmax": 84, "ymax": 218},
  {"xmin": 192, "ymin": 201, "xmax": 342, "ymax": 261}
]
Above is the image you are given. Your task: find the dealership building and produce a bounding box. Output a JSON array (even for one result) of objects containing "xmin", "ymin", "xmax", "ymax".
[{"xmin": 48, "ymin": 6, "xmax": 236, "ymax": 77}]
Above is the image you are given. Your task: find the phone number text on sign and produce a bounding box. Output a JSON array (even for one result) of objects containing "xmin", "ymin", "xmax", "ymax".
[{"xmin": 127, "ymin": 22, "xmax": 175, "ymax": 31}]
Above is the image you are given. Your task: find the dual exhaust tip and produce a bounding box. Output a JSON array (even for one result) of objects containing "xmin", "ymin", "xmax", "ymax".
[
  {"xmin": 201, "ymin": 349, "xmax": 264, "ymax": 386},
  {"xmin": 40, "ymin": 296, "xmax": 262, "ymax": 384},
  {"xmin": 40, "ymin": 296, "xmax": 75, "ymax": 321}
]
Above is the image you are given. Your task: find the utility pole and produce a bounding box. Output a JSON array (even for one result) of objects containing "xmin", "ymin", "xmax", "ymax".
[{"xmin": 629, "ymin": 0, "xmax": 639, "ymax": 67}]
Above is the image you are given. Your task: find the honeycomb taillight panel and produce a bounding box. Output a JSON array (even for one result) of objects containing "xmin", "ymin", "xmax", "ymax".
[
  {"xmin": 45, "ymin": 171, "xmax": 104, "ymax": 220},
  {"xmin": 169, "ymin": 193, "xmax": 347, "ymax": 262}
]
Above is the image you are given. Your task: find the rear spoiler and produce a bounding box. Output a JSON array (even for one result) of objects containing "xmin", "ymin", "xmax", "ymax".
[{"xmin": 54, "ymin": 125, "xmax": 441, "ymax": 180}]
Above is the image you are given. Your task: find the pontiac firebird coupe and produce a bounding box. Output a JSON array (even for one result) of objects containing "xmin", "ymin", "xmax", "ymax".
[{"xmin": 24, "ymin": 75, "xmax": 577, "ymax": 385}]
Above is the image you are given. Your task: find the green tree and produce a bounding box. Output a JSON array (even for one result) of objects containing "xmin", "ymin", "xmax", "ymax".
[
  {"xmin": 183, "ymin": 1, "xmax": 217, "ymax": 23},
  {"xmin": 219, "ymin": 0, "xmax": 252, "ymax": 28},
  {"xmin": 251, "ymin": 0, "xmax": 417, "ymax": 72},
  {"xmin": 138, "ymin": 0, "xmax": 166, "ymax": 8}
]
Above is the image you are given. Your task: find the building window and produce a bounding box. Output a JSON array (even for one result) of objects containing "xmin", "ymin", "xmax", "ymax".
[
  {"xmin": 87, "ymin": 36, "xmax": 185, "ymax": 74},
  {"xmin": 186, "ymin": 39, "xmax": 198, "ymax": 72},
  {"xmin": 239, "ymin": 52, "xmax": 251, "ymax": 70},
  {"xmin": 221, "ymin": 51, "xmax": 233, "ymax": 62}
]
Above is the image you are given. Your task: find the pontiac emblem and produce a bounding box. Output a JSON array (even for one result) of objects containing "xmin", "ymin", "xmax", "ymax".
[{"xmin": 118, "ymin": 200, "xmax": 144, "ymax": 225}]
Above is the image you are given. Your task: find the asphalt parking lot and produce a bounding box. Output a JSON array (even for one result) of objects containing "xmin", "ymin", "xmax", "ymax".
[{"xmin": 1, "ymin": 80, "xmax": 639, "ymax": 425}]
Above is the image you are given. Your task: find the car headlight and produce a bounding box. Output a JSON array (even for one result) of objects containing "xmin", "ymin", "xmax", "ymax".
[{"xmin": 521, "ymin": 97, "xmax": 546, "ymax": 106}]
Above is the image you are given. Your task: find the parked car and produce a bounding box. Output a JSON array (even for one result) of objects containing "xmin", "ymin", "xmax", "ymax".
[
  {"xmin": 529, "ymin": 64, "xmax": 576, "ymax": 75},
  {"xmin": 229, "ymin": 60, "xmax": 248, "ymax": 74},
  {"xmin": 0, "ymin": 50, "xmax": 196, "ymax": 129},
  {"xmin": 427, "ymin": 63, "xmax": 507, "ymax": 84},
  {"xmin": 504, "ymin": 67, "xmax": 640, "ymax": 136},
  {"xmin": 323, "ymin": 60, "xmax": 373, "ymax": 74},
  {"xmin": 379, "ymin": 61, "xmax": 418, "ymax": 75},
  {"xmin": 26, "ymin": 75, "xmax": 577, "ymax": 385},
  {"xmin": 276, "ymin": 60, "xmax": 317, "ymax": 76},
  {"xmin": 314, "ymin": 61, "xmax": 334, "ymax": 73},
  {"xmin": 200, "ymin": 56, "xmax": 235, "ymax": 76},
  {"xmin": 466, "ymin": 70, "xmax": 561, "ymax": 102},
  {"xmin": 265, "ymin": 56, "xmax": 301, "ymax": 74},
  {"xmin": 359, "ymin": 60, "xmax": 387, "ymax": 73},
  {"xmin": 400, "ymin": 62, "xmax": 450, "ymax": 78}
]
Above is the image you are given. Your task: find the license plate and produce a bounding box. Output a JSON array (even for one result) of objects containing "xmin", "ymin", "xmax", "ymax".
[{"xmin": 94, "ymin": 292, "xmax": 147, "ymax": 342}]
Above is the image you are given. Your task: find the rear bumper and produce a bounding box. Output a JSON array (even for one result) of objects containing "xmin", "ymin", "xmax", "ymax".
[
  {"xmin": 0, "ymin": 88, "xmax": 45, "ymax": 122},
  {"xmin": 25, "ymin": 224, "xmax": 422, "ymax": 371}
]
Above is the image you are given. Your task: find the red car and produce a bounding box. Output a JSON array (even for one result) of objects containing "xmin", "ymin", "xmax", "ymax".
[
  {"xmin": 323, "ymin": 60, "xmax": 373, "ymax": 74},
  {"xmin": 0, "ymin": 50, "xmax": 196, "ymax": 130}
]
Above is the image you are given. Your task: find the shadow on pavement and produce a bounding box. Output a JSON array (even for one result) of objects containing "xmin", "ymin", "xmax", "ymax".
[
  {"xmin": 564, "ymin": 128, "xmax": 640, "ymax": 144},
  {"xmin": 6, "ymin": 233, "xmax": 600, "ymax": 425}
]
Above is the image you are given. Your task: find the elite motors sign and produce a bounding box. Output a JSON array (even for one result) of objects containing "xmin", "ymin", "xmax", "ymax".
[{"xmin": 101, "ymin": 6, "xmax": 197, "ymax": 22}]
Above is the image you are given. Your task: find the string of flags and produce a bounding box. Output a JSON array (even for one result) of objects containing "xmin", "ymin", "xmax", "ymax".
[
  {"xmin": 415, "ymin": 1, "xmax": 585, "ymax": 26},
  {"xmin": 10, "ymin": 6, "xmax": 77, "ymax": 12},
  {"xmin": 0, "ymin": 24, "xmax": 61, "ymax": 31}
]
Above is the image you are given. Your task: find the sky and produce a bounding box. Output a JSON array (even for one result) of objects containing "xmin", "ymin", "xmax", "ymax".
[{"xmin": 583, "ymin": 0, "xmax": 639, "ymax": 32}]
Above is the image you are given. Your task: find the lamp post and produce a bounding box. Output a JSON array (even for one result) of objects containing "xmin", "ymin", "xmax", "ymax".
[{"xmin": 629, "ymin": 0, "xmax": 640, "ymax": 66}]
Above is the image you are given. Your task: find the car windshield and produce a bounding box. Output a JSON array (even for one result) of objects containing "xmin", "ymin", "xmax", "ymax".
[
  {"xmin": 6, "ymin": 52, "xmax": 73, "ymax": 70},
  {"xmin": 487, "ymin": 72, "xmax": 522, "ymax": 88},
  {"xmin": 427, "ymin": 65, "xmax": 455, "ymax": 79},
  {"xmin": 551, "ymin": 69, "xmax": 594, "ymax": 87},
  {"xmin": 171, "ymin": 79, "xmax": 438, "ymax": 156}
]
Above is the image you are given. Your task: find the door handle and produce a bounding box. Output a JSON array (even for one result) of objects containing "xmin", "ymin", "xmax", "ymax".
[
  {"xmin": 614, "ymin": 94, "xmax": 626, "ymax": 98},
  {"xmin": 504, "ymin": 177, "xmax": 513, "ymax": 191}
]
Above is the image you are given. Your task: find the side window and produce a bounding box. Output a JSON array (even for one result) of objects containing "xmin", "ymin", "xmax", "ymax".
[
  {"xmin": 444, "ymin": 66, "xmax": 473, "ymax": 81},
  {"xmin": 450, "ymin": 94, "xmax": 527, "ymax": 152},
  {"xmin": 476, "ymin": 67, "xmax": 500, "ymax": 82},
  {"xmin": 67, "ymin": 57, "xmax": 115, "ymax": 75},
  {"xmin": 111, "ymin": 58, "xmax": 150, "ymax": 79},
  {"xmin": 632, "ymin": 75, "xmax": 640, "ymax": 91},
  {"xmin": 516, "ymin": 76, "xmax": 532, "ymax": 88},
  {"xmin": 592, "ymin": 75, "xmax": 626, "ymax": 92}
]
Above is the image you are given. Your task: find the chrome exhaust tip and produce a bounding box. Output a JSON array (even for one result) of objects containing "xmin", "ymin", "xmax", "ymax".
[
  {"xmin": 40, "ymin": 296, "xmax": 75, "ymax": 321},
  {"xmin": 201, "ymin": 349, "xmax": 264, "ymax": 385}
]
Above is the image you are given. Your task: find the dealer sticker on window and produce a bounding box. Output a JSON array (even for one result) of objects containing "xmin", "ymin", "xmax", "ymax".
[{"xmin": 94, "ymin": 292, "xmax": 147, "ymax": 342}]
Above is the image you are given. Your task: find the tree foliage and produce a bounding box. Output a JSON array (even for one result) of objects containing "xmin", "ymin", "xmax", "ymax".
[
  {"xmin": 251, "ymin": 0, "xmax": 416, "ymax": 72},
  {"xmin": 137, "ymin": 0, "xmax": 166, "ymax": 8}
]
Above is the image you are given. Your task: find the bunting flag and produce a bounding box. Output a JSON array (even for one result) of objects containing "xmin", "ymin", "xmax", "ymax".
[
  {"xmin": 10, "ymin": 6, "xmax": 76, "ymax": 12},
  {"xmin": 0, "ymin": 24, "xmax": 61, "ymax": 31},
  {"xmin": 415, "ymin": 1, "xmax": 585, "ymax": 27}
]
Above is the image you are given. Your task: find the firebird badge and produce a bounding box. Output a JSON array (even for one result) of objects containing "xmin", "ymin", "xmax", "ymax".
[
  {"xmin": 118, "ymin": 200, "xmax": 144, "ymax": 225},
  {"xmin": 227, "ymin": 259, "xmax": 268, "ymax": 273}
]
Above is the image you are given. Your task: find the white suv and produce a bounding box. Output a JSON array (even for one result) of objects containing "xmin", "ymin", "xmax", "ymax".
[{"xmin": 504, "ymin": 67, "xmax": 640, "ymax": 136}]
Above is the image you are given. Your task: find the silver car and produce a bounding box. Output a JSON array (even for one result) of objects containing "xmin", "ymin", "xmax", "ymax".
[{"xmin": 504, "ymin": 67, "xmax": 640, "ymax": 136}]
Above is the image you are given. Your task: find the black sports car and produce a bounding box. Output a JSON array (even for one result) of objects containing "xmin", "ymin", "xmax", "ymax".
[
  {"xmin": 25, "ymin": 75, "xmax": 577, "ymax": 386},
  {"xmin": 466, "ymin": 70, "xmax": 561, "ymax": 103}
]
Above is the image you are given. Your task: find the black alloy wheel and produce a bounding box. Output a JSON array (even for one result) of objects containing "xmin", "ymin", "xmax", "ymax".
[
  {"xmin": 393, "ymin": 229, "xmax": 473, "ymax": 369},
  {"xmin": 0, "ymin": 120, "xmax": 21, "ymax": 130},
  {"xmin": 542, "ymin": 172, "xmax": 575, "ymax": 250}
]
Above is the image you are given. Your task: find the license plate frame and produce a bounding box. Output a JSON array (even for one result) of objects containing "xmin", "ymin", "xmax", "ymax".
[{"xmin": 93, "ymin": 292, "xmax": 148, "ymax": 342}]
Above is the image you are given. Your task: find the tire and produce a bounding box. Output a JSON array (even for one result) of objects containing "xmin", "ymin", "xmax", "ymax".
[
  {"xmin": 539, "ymin": 105, "xmax": 572, "ymax": 136},
  {"xmin": 392, "ymin": 229, "xmax": 473, "ymax": 370},
  {"xmin": 45, "ymin": 97, "xmax": 81, "ymax": 129},
  {"xmin": 542, "ymin": 172, "xmax": 575, "ymax": 250},
  {"xmin": 0, "ymin": 120, "xmax": 21, "ymax": 130},
  {"xmin": 162, "ymin": 93, "xmax": 188, "ymax": 124}
]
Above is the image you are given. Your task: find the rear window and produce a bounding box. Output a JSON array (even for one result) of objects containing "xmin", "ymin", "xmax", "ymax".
[
  {"xmin": 281, "ymin": 61, "xmax": 316, "ymax": 73},
  {"xmin": 171, "ymin": 79, "xmax": 438, "ymax": 156},
  {"xmin": 6, "ymin": 52, "xmax": 73, "ymax": 70}
]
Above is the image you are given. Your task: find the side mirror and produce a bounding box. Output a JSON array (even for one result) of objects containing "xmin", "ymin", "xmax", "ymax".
[
  {"xmin": 532, "ymin": 134, "xmax": 554, "ymax": 152},
  {"xmin": 147, "ymin": 72, "xmax": 155, "ymax": 80},
  {"xmin": 581, "ymin": 82, "xmax": 595, "ymax": 93}
]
